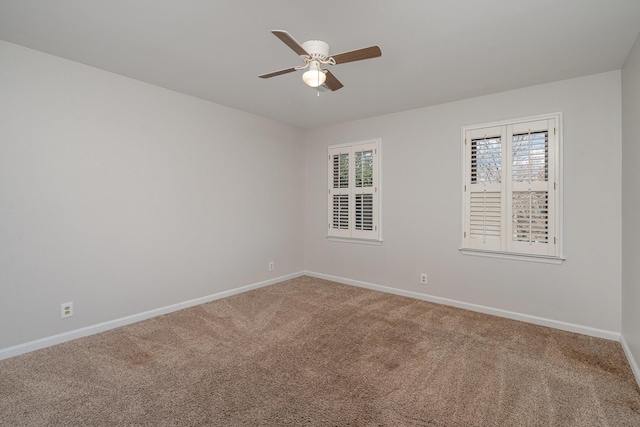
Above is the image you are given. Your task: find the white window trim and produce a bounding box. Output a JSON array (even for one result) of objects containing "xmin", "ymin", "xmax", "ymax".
[
  {"xmin": 327, "ymin": 237, "xmax": 383, "ymax": 246},
  {"xmin": 459, "ymin": 249, "xmax": 565, "ymax": 264},
  {"xmin": 327, "ymin": 138, "xmax": 382, "ymax": 243},
  {"xmin": 460, "ymin": 113, "xmax": 563, "ymax": 263}
]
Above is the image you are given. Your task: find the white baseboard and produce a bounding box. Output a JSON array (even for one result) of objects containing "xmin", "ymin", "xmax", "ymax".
[
  {"xmin": 621, "ymin": 334, "xmax": 640, "ymax": 387},
  {"xmin": 2, "ymin": 270, "xmax": 628, "ymax": 370},
  {"xmin": 0, "ymin": 271, "xmax": 305, "ymax": 361},
  {"xmin": 305, "ymin": 271, "xmax": 621, "ymax": 341}
]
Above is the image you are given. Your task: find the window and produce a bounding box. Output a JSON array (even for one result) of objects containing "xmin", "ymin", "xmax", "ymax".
[
  {"xmin": 328, "ymin": 139, "xmax": 381, "ymax": 242},
  {"xmin": 461, "ymin": 114, "xmax": 562, "ymax": 262}
]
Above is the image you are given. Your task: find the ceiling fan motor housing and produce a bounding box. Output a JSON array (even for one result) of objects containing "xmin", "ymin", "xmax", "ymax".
[{"xmin": 301, "ymin": 40, "xmax": 329, "ymax": 61}]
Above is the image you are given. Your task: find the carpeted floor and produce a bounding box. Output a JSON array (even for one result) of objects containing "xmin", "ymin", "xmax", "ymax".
[{"xmin": 1, "ymin": 276, "xmax": 639, "ymax": 426}]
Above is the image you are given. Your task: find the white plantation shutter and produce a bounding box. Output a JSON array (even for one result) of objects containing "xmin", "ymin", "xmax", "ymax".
[
  {"xmin": 328, "ymin": 148, "xmax": 351, "ymax": 238},
  {"xmin": 328, "ymin": 140, "xmax": 381, "ymax": 241},
  {"xmin": 465, "ymin": 126, "xmax": 505, "ymax": 251},
  {"xmin": 507, "ymin": 120, "xmax": 556, "ymax": 256},
  {"xmin": 463, "ymin": 115, "xmax": 561, "ymax": 260},
  {"xmin": 352, "ymin": 144, "xmax": 377, "ymax": 239}
]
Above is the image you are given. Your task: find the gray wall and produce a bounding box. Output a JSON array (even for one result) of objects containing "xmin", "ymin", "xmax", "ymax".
[
  {"xmin": 0, "ymin": 41, "xmax": 305, "ymax": 349},
  {"xmin": 622, "ymin": 33, "xmax": 640, "ymax": 380},
  {"xmin": 304, "ymin": 71, "xmax": 622, "ymax": 334}
]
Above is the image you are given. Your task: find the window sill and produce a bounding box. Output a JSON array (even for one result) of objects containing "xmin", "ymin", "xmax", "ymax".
[
  {"xmin": 460, "ymin": 249, "xmax": 564, "ymax": 264},
  {"xmin": 327, "ymin": 237, "xmax": 383, "ymax": 246}
]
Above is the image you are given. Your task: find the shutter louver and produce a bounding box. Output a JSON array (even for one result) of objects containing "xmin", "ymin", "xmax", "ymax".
[
  {"xmin": 355, "ymin": 194, "xmax": 373, "ymax": 231},
  {"xmin": 333, "ymin": 194, "xmax": 349, "ymax": 230},
  {"xmin": 355, "ymin": 150, "xmax": 373, "ymax": 188},
  {"xmin": 470, "ymin": 191, "xmax": 501, "ymax": 239},
  {"xmin": 512, "ymin": 191, "xmax": 548, "ymax": 244},
  {"xmin": 471, "ymin": 136, "xmax": 502, "ymax": 184},
  {"xmin": 333, "ymin": 153, "xmax": 349, "ymax": 188},
  {"xmin": 512, "ymin": 131, "xmax": 548, "ymax": 183}
]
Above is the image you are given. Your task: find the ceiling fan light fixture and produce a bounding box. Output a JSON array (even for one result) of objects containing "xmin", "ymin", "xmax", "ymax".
[
  {"xmin": 302, "ymin": 70, "xmax": 326, "ymax": 87},
  {"xmin": 259, "ymin": 30, "xmax": 381, "ymax": 92},
  {"xmin": 302, "ymin": 61, "xmax": 326, "ymax": 87}
]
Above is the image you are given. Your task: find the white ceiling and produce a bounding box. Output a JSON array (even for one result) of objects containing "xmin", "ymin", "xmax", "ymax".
[{"xmin": 1, "ymin": 1, "xmax": 639, "ymax": 129}]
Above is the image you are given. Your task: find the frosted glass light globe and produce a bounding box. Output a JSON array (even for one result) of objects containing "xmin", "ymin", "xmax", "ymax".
[{"xmin": 302, "ymin": 69, "xmax": 326, "ymax": 87}]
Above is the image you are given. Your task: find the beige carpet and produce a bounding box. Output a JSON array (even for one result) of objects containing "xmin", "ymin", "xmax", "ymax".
[{"xmin": 1, "ymin": 276, "xmax": 639, "ymax": 426}]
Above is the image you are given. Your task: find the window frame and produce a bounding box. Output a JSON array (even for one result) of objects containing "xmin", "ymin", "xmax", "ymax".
[
  {"xmin": 327, "ymin": 138, "xmax": 382, "ymax": 243},
  {"xmin": 460, "ymin": 113, "xmax": 563, "ymax": 263}
]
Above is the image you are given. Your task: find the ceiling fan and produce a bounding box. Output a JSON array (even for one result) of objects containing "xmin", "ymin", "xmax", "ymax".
[{"xmin": 259, "ymin": 30, "xmax": 382, "ymax": 91}]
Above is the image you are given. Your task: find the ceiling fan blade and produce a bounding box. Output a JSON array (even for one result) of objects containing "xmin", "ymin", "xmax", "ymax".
[
  {"xmin": 258, "ymin": 68, "xmax": 298, "ymax": 79},
  {"xmin": 324, "ymin": 70, "xmax": 344, "ymax": 91},
  {"xmin": 271, "ymin": 30, "xmax": 309, "ymax": 56},
  {"xmin": 331, "ymin": 46, "xmax": 381, "ymax": 65}
]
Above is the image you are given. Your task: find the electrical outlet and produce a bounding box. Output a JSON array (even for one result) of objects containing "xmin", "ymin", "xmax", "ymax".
[
  {"xmin": 269, "ymin": 261, "xmax": 274, "ymax": 271},
  {"xmin": 420, "ymin": 273, "xmax": 428, "ymax": 285},
  {"xmin": 61, "ymin": 302, "xmax": 73, "ymax": 318}
]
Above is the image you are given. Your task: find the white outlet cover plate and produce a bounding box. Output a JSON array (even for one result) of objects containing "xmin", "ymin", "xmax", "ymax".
[{"xmin": 61, "ymin": 302, "xmax": 73, "ymax": 318}]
